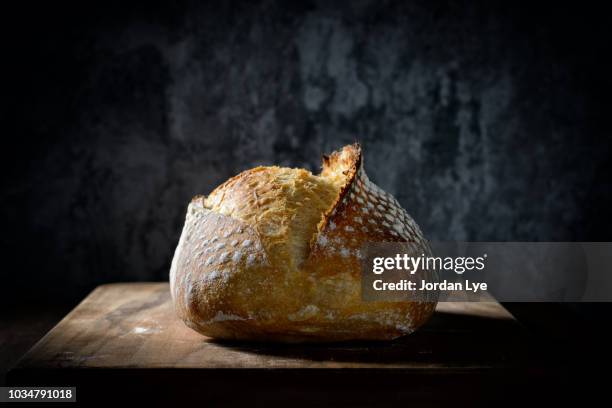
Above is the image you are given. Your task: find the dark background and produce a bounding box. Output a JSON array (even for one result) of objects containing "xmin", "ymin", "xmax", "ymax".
[{"xmin": 1, "ymin": 0, "xmax": 611, "ymax": 306}]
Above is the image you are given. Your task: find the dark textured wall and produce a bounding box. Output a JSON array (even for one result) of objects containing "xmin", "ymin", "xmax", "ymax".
[{"xmin": 2, "ymin": 1, "xmax": 611, "ymax": 303}]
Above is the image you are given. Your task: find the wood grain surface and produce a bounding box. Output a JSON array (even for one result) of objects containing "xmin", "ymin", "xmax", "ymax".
[{"xmin": 7, "ymin": 283, "xmax": 562, "ymax": 405}]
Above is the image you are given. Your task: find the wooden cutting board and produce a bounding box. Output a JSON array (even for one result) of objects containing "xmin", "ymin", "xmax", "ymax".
[{"xmin": 7, "ymin": 283, "xmax": 558, "ymax": 405}]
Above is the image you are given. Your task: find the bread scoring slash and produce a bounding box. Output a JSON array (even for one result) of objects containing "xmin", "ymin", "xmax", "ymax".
[{"xmin": 170, "ymin": 143, "xmax": 437, "ymax": 342}]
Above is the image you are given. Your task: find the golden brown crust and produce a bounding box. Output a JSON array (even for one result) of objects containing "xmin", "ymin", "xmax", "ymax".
[{"xmin": 170, "ymin": 144, "xmax": 437, "ymax": 342}]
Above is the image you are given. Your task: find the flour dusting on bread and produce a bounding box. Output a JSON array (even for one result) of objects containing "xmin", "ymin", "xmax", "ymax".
[{"xmin": 170, "ymin": 143, "xmax": 436, "ymax": 342}]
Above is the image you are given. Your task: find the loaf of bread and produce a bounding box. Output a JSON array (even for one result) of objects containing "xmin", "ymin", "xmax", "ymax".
[{"xmin": 170, "ymin": 144, "xmax": 437, "ymax": 342}]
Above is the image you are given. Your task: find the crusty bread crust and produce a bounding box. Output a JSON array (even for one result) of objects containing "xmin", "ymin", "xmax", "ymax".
[{"xmin": 170, "ymin": 144, "xmax": 437, "ymax": 342}]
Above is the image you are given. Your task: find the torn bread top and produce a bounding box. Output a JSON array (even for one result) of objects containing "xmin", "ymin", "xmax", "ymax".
[{"xmin": 200, "ymin": 144, "xmax": 428, "ymax": 274}]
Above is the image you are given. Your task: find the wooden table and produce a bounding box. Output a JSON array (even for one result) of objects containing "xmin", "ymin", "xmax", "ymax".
[{"xmin": 8, "ymin": 283, "xmax": 563, "ymax": 406}]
